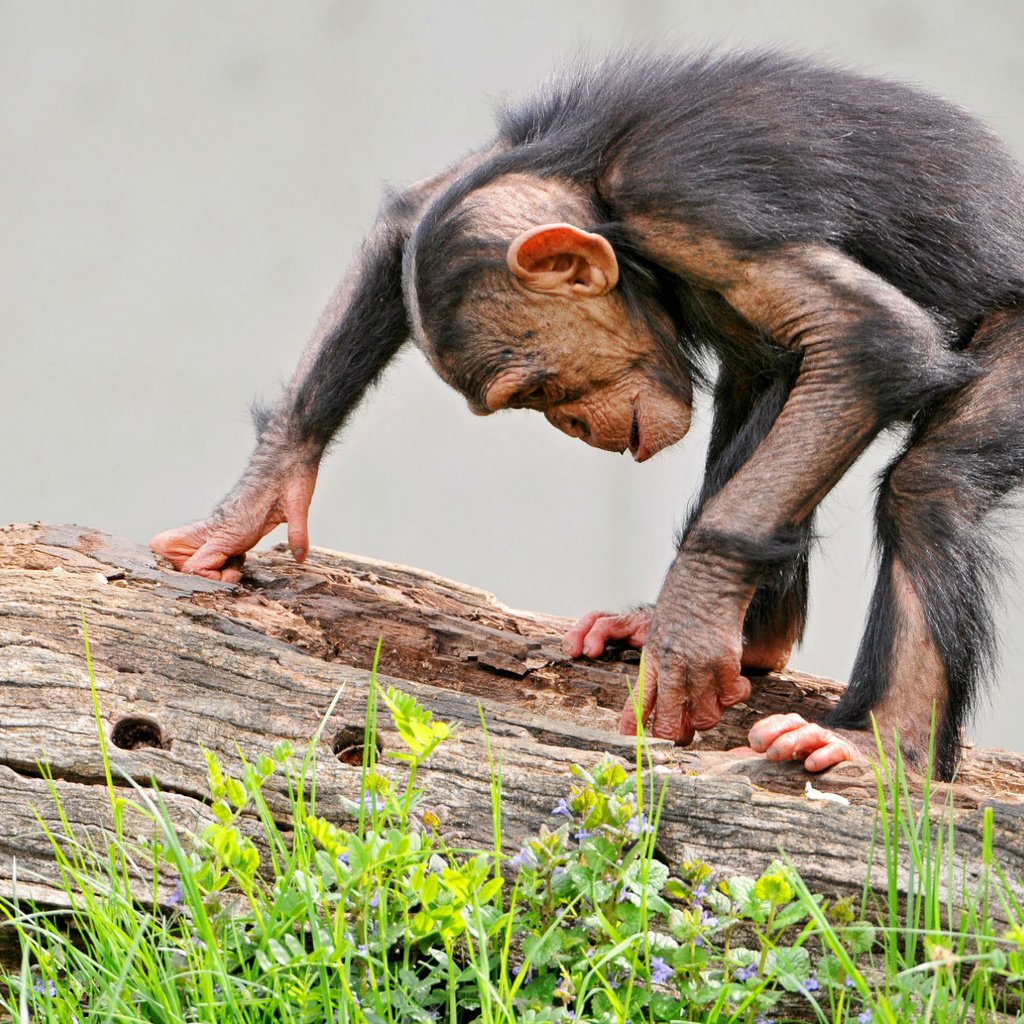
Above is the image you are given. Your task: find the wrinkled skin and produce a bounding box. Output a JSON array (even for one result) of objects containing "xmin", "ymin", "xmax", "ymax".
[
  {"xmin": 151, "ymin": 467, "xmax": 317, "ymax": 583},
  {"xmin": 564, "ymin": 605, "xmax": 863, "ymax": 771}
]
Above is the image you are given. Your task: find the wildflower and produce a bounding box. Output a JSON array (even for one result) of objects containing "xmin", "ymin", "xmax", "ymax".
[
  {"xmin": 650, "ymin": 956, "xmax": 672, "ymax": 985},
  {"xmin": 804, "ymin": 976, "xmax": 821, "ymax": 993},
  {"xmin": 337, "ymin": 851, "xmax": 350, "ymax": 867},
  {"xmin": 755, "ymin": 1016, "xmax": 775, "ymax": 1024},
  {"xmin": 362, "ymin": 793, "xmax": 385, "ymax": 813},
  {"xmin": 574, "ymin": 828, "xmax": 596, "ymax": 843},
  {"xmin": 369, "ymin": 891, "xmax": 379, "ymax": 908},
  {"xmin": 626, "ymin": 813, "xmax": 651, "ymax": 836},
  {"xmin": 734, "ymin": 963, "xmax": 757, "ymax": 982},
  {"xmin": 509, "ymin": 846, "xmax": 538, "ymax": 869},
  {"xmin": 32, "ymin": 978, "xmax": 56, "ymax": 997},
  {"xmin": 694, "ymin": 883, "xmax": 708, "ymax": 901},
  {"xmin": 552, "ymin": 797, "xmax": 572, "ymax": 817},
  {"xmin": 167, "ymin": 876, "xmax": 184, "ymax": 908},
  {"xmin": 858, "ymin": 1012, "xmax": 873, "ymax": 1023}
]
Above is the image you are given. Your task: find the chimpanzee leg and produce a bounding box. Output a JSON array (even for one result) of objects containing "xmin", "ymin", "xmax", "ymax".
[
  {"xmin": 697, "ymin": 358, "xmax": 811, "ymax": 670},
  {"xmin": 827, "ymin": 308, "xmax": 1024, "ymax": 778}
]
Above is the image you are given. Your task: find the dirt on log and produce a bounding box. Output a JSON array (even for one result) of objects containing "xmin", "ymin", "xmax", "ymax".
[{"xmin": 2, "ymin": 521, "xmax": 1024, "ymax": 946}]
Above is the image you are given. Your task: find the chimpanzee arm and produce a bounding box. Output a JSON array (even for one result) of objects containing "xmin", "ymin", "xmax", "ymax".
[
  {"xmin": 563, "ymin": 364, "xmax": 808, "ymax": 670},
  {"xmin": 621, "ymin": 228, "xmax": 975, "ymax": 746},
  {"xmin": 152, "ymin": 148, "xmax": 499, "ymax": 581}
]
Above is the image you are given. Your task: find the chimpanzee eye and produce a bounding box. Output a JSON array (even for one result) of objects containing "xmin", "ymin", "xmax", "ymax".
[{"xmin": 521, "ymin": 386, "xmax": 545, "ymax": 403}]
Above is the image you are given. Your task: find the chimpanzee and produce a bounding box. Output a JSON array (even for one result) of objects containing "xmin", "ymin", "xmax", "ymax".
[{"xmin": 152, "ymin": 52, "xmax": 1024, "ymax": 780}]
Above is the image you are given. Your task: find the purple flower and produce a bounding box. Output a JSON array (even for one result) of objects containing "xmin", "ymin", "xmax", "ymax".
[
  {"xmin": 700, "ymin": 909, "xmax": 718, "ymax": 926},
  {"xmin": 509, "ymin": 846, "xmax": 538, "ymax": 869},
  {"xmin": 552, "ymin": 797, "xmax": 572, "ymax": 817},
  {"xmin": 650, "ymin": 956, "xmax": 672, "ymax": 985},
  {"xmin": 167, "ymin": 877, "xmax": 184, "ymax": 908},
  {"xmin": 369, "ymin": 891, "xmax": 379, "ymax": 909},
  {"xmin": 574, "ymin": 828, "xmax": 596, "ymax": 843},
  {"xmin": 362, "ymin": 793, "xmax": 385, "ymax": 813},
  {"xmin": 337, "ymin": 851, "xmax": 349, "ymax": 866},
  {"xmin": 858, "ymin": 1012, "xmax": 873, "ymax": 1023},
  {"xmin": 734, "ymin": 963, "xmax": 757, "ymax": 982},
  {"xmin": 32, "ymin": 978, "xmax": 56, "ymax": 997},
  {"xmin": 694, "ymin": 883, "xmax": 708, "ymax": 900},
  {"xmin": 755, "ymin": 1016, "xmax": 775, "ymax": 1024},
  {"xmin": 804, "ymin": 976, "xmax": 821, "ymax": 993},
  {"xmin": 626, "ymin": 813, "xmax": 650, "ymax": 836}
]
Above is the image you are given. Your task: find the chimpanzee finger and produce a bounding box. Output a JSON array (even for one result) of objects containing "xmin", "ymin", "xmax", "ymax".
[
  {"xmin": 283, "ymin": 471, "xmax": 317, "ymax": 563},
  {"xmin": 804, "ymin": 738, "xmax": 862, "ymax": 772},
  {"xmin": 582, "ymin": 611, "xmax": 650, "ymax": 657},
  {"xmin": 219, "ymin": 554, "xmax": 246, "ymax": 584},
  {"xmin": 286, "ymin": 514, "xmax": 310, "ymax": 563},
  {"xmin": 563, "ymin": 610, "xmax": 609, "ymax": 657},
  {"xmin": 150, "ymin": 523, "xmax": 208, "ymax": 570},
  {"xmin": 761, "ymin": 721, "xmax": 839, "ymax": 762},
  {"xmin": 688, "ymin": 685, "xmax": 726, "ymax": 731},
  {"xmin": 648, "ymin": 670, "xmax": 695, "ymax": 744},
  {"xmin": 747, "ymin": 713, "xmax": 810, "ymax": 753},
  {"xmin": 717, "ymin": 670, "xmax": 752, "ymax": 708},
  {"xmin": 618, "ymin": 653, "xmax": 659, "ymax": 734},
  {"xmin": 182, "ymin": 538, "xmax": 244, "ymax": 582}
]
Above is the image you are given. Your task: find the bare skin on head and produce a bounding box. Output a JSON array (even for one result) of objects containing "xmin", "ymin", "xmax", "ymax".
[{"xmin": 153, "ymin": 53, "xmax": 1024, "ymax": 781}]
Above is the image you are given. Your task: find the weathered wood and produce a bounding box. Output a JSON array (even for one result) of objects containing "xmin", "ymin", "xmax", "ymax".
[{"xmin": 1, "ymin": 521, "xmax": 1023, "ymax": 936}]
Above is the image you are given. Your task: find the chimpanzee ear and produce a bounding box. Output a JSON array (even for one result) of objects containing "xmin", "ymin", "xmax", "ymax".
[{"xmin": 507, "ymin": 223, "xmax": 619, "ymax": 297}]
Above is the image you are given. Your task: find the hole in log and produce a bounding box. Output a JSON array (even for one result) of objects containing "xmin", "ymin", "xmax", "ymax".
[
  {"xmin": 111, "ymin": 716, "xmax": 170, "ymax": 751},
  {"xmin": 331, "ymin": 725, "xmax": 383, "ymax": 766}
]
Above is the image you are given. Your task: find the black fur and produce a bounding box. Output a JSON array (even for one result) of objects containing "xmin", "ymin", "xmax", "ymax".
[{"xmin": 252, "ymin": 51, "xmax": 1024, "ymax": 776}]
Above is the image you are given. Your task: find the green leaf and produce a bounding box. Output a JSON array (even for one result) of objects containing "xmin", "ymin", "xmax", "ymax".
[
  {"xmin": 267, "ymin": 937, "xmax": 292, "ymax": 966},
  {"xmin": 765, "ymin": 945, "xmax": 811, "ymax": 991},
  {"xmin": 478, "ymin": 876, "xmax": 504, "ymax": 904},
  {"xmin": 841, "ymin": 920, "xmax": 877, "ymax": 954},
  {"xmin": 224, "ymin": 776, "xmax": 247, "ymax": 809},
  {"xmin": 523, "ymin": 928, "xmax": 564, "ymax": 967}
]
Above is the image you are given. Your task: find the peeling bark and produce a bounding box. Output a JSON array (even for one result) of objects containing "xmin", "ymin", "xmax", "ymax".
[{"xmin": 2, "ymin": 521, "xmax": 1023, "ymax": 953}]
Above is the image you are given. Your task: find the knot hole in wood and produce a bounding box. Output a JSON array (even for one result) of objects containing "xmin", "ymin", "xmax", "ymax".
[
  {"xmin": 110, "ymin": 716, "xmax": 171, "ymax": 751},
  {"xmin": 330, "ymin": 725, "xmax": 384, "ymax": 766}
]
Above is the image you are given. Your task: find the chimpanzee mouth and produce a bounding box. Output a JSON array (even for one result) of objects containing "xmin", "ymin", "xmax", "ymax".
[{"xmin": 628, "ymin": 407, "xmax": 641, "ymax": 459}]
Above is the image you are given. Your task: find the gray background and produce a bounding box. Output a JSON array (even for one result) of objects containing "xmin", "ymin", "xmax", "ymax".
[{"xmin": 4, "ymin": 1, "xmax": 1023, "ymax": 751}]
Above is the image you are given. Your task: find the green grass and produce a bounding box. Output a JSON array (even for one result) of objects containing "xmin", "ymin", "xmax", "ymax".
[{"xmin": 2, "ymin": 632, "xmax": 1024, "ymax": 1023}]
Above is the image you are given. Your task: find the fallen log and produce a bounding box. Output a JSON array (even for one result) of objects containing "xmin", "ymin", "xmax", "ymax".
[{"xmin": 2, "ymin": 521, "xmax": 1023, "ymax": 962}]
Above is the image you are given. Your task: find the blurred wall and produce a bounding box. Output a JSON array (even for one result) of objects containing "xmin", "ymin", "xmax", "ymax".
[{"xmin": 3, "ymin": 0, "xmax": 1023, "ymax": 750}]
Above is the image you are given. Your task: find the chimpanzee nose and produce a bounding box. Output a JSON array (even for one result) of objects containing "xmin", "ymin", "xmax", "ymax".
[{"xmin": 546, "ymin": 408, "xmax": 590, "ymax": 440}]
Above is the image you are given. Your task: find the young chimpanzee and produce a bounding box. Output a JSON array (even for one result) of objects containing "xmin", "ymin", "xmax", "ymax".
[{"xmin": 152, "ymin": 52, "xmax": 1024, "ymax": 779}]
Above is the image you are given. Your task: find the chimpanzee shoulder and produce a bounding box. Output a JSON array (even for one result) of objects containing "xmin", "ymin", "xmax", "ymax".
[{"xmin": 495, "ymin": 51, "xmax": 1024, "ymax": 320}]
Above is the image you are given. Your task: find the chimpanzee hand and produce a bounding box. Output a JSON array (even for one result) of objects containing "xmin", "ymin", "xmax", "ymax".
[
  {"xmin": 618, "ymin": 604, "xmax": 752, "ymax": 743},
  {"xmin": 562, "ymin": 607, "xmax": 652, "ymax": 658},
  {"xmin": 566, "ymin": 596, "xmax": 752, "ymax": 743},
  {"xmin": 150, "ymin": 467, "xmax": 317, "ymax": 584},
  {"xmin": 742, "ymin": 714, "xmax": 865, "ymax": 772}
]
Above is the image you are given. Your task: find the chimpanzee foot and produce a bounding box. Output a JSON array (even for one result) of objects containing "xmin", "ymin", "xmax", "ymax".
[{"xmin": 743, "ymin": 713, "xmax": 867, "ymax": 772}]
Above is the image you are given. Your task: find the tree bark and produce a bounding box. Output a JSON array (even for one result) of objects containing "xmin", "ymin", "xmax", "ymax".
[{"xmin": 2, "ymin": 521, "xmax": 1023, "ymax": 955}]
